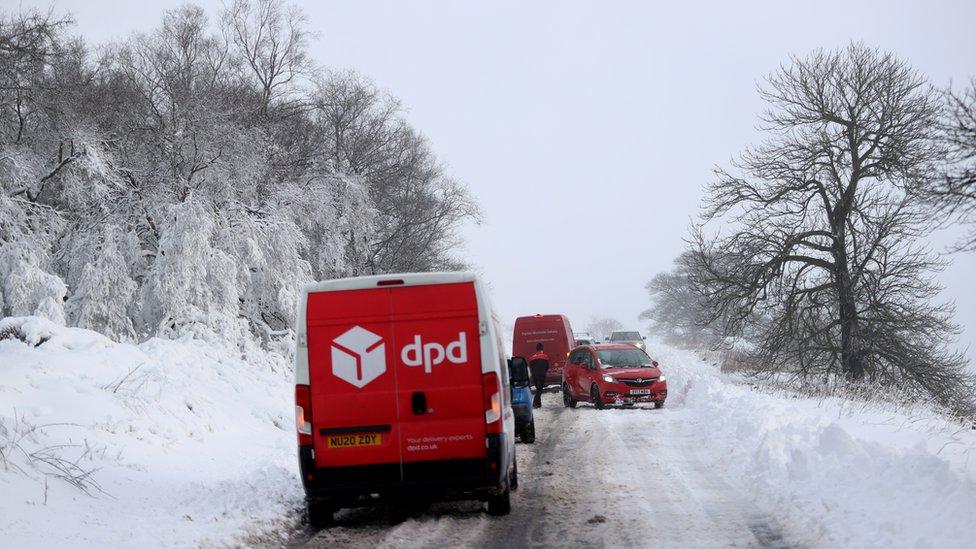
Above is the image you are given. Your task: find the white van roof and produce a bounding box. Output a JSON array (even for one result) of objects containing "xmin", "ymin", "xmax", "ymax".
[{"xmin": 301, "ymin": 271, "xmax": 478, "ymax": 294}]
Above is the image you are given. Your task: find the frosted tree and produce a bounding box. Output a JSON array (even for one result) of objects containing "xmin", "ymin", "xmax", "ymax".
[
  {"xmin": 65, "ymin": 226, "xmax": 138, "ymax": 340},
  {"xmin": 311, "ymin": 72, "xmax": 479, "ymax": 273},
  {"xmin": 0, "ymin": 3, "xmax": 480, "ymax": 348},
  {"xmin": 0, "ymin": 254, "xmax": 67, "ymax": 323},
  {"xmin": 0, "ymin": 194, "xmax": 65, "ymax": 323},
  {"xmin": 221, "ymin": 0, "xmax": 312, "ymax": 114},
  {"xmin": 279, "ymin": 174, "xmax": 377, "ymax": 279},
  {"xmin": 139, "ymin": 202, "xmax": 238, "ymax": 336},
  {"xmin": 585, "ymin": 317, "xmax": 623, "ymax": 342},
  {"xmin": 217, "ymin": 210, "xmax": 312, "ymax": 339},
  {"xmin": 641, "ymin": 251, "xmax": 719, "ymax": 348}
]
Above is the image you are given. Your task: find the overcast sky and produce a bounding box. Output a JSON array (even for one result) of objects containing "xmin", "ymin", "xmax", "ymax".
[{"xmin": 19, "ymin": 0, "xmax": 976, "ymax": 353}]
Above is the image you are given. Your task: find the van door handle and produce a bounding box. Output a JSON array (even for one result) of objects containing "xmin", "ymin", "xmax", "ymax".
[{"xmin": 411, "ymin": 391, "xmax": 428, "ymax": 415}]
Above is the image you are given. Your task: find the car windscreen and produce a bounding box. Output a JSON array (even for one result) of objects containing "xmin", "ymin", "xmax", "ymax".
[
  {"xmin": 597, "ymin": 349, "xmax": 653, "ymax": 367},
  {"xmin": 611, "ymin": 332, "xmax": 640, "ymax": 341}
]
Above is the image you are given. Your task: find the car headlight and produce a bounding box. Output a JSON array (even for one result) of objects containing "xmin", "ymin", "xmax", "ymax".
[
  {"xmin": 602, "ymin": 375, "xmax": 614, "ymax": 383},
  {"xmin": 658, "ymin": 375, "xmax": 666, "ymax": 382}
]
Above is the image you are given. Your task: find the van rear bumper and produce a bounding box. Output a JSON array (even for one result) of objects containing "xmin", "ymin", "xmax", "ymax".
[{"xmin": 299, "ymin": 435, "xmax": 510, "ymax": 505}]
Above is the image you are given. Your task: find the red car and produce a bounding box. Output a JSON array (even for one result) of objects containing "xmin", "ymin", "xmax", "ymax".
[
  {"xmin": 562, "ymin": 344, "xmax": 668, "ymax": 409},
  {"xmin": 512, "ymin": 314, "xmax": 574, "ymax": 386}
]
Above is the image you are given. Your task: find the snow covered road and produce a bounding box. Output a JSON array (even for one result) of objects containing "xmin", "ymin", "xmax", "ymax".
[{"xmin": 297, "ymin": 397, "xmax": 796, "ymax": 548}]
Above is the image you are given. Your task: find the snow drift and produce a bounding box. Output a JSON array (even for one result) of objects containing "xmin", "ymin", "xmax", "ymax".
[
  {"xmin": 656, "ymin": 344, "xmax": 976, "ymax": 548},
  {"xmin": 0, "ymin": 317, "xmax": 302, "ymax": 547}
]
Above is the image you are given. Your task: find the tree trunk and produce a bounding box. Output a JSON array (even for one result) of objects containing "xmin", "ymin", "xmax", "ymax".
[{"xmin": 832, "ymin": 215, "xmax": 864, "ymax": 380}]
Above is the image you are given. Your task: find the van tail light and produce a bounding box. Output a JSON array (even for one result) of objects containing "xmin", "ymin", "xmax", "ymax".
[
  {"xmin": 483, "ymin": 372, "xmax": 502, "ymax": 434},
  {"xmin": 295, "ymin": 384, "xmax": 313, "ymax": 446}
]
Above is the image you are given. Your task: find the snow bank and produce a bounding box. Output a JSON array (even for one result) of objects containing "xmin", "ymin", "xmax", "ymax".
[
  {"xmin": 654, "ymin": 344, "xmax": 976, "ymax": 548},
  {"xmin": 0, "ymin": 317, "xmax": 302, "ymax": 548}
]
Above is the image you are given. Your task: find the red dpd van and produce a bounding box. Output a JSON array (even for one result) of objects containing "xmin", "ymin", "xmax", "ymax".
[
  {"xmin": 294, "ymin": 272, "xmax": 517, "ymax": 526},
  {"xmin": 512, "ymin": 314, "xmax": 575, "ymax": 386}
]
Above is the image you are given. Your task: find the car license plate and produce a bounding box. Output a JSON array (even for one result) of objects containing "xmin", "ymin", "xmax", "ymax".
[
  {"xmin": 327, "ymin": 433, "xmax": 381, "ymax": 448},
  {"xmin": 630, "ymin": 389, "xmax": 651, "ymax": 395}
]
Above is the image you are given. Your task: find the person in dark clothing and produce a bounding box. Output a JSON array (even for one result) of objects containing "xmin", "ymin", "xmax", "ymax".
[{"xmin": 528, "ymin": 343, "xmax": 551, "ymax": 408}]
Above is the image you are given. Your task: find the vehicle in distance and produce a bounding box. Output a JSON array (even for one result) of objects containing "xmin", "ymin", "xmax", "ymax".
[
  {"xmin": 608, "ymin": 330, "xmax": 646, "ymax": 351},
  {"xmin": 507, "ymin": 356, "xmax": 535, "ymax": 443},
  {"xmin": 512, "ymin": 314, "xmax": 575, "ymax": 386},
  {"xmin": 294, "ymin": 272, "xmax": 517, "ymax": 526},
  {"xmin": 562, "ymin": 344, "xmax": 667, "ymax": 409}
]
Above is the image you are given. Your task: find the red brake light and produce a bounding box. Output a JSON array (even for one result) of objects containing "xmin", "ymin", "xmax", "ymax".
[
  {"xmin": 483, "ymin": 372, "xmax": 502, "ymax": 434},
  {"xmin": 295, "ymin": 385, "xmax": 313, "ymax": 446},
  {"xmin": 377, "ymin": 279, "xmax": 404, "ymax": 286}
]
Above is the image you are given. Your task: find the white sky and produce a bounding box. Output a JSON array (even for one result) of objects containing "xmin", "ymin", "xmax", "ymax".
[{"xmin": 18, "ymin": 0, "xmax": 976, "ymax": 354}]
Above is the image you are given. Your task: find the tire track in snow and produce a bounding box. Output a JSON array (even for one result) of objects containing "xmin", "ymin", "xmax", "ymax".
[{"xmin": 493, "ymin": 402, "xmax": 574, "ymax": 548}]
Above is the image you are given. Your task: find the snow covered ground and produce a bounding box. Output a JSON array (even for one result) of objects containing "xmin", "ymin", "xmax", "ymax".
[
  {"xmin": 658, "ymin": 344, "xmax": 976, "ymax": 548},
  {"xmin": 0, "ymin": 317, "xmax": 304, "ymax": 547},
  {"xmin": 2, "ymin": 318, "xmax": 975, "ymax": 547}
]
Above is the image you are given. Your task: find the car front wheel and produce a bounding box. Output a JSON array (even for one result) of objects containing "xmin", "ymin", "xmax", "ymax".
[
  {"xmin": 654, "ymin": 400, "xmax": 665, "ymax": 409},
  {"xmin": 591, "ymin": 385, "xmax": 605, "ymax": 409},
  {"xmin": 562, "ymin": 383, "xmax": 577, "ymax": 408}
]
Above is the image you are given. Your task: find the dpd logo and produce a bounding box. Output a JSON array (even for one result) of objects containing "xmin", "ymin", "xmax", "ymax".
[
  {"xmin": 331, "ymin": 326, "xmax": 386, "ymax": 388},
  {"xmin": 401, "ymin": 332, "xmax": 468, "ymax": 373}
]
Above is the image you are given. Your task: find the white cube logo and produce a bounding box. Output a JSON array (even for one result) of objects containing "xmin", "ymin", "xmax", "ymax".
[{"xmin": 331, "ymin": 326, "xmax": 386, "ymax": 388}]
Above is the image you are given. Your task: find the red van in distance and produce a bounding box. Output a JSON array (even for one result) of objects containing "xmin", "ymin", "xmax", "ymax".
[
  {"xmin": 512, "ymin": 314, "xmax": 575, "ymax": 386},
  {"xmin": 294, "ymin": 273, "xmax": 517, "ymax": 526}
]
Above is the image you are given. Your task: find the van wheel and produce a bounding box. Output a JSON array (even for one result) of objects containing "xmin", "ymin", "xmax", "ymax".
[
  {"xmin": 591, "ymin": 385, "xmax": 605, "ymax": 410},
  {"xmin": 511, "ymin": 460, "xmax": 519, "ymax": 491},
  {"xmin": 306, "ymin": 500, "xmax": 336, "ymax": 528},
  {"xmin": 563, "ymin": 383, "xmax": 577, "ymax": 408},
  {"xmin": 487, "ymin": 485, "xmax": 512, "ymax": 516},
  {"xmin": 654, "ymin": 400, "xmax": 665, "ymax": 409},
  {"xmin": 522, "ymin": 420, "xmax": 536, "ymax": 443}
]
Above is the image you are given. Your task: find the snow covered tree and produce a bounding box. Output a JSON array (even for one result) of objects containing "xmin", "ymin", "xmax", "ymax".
[
  {"xmin": 221, "ymin": 0, "xmax": 311, "ymax": 115},
  {"xmin": 1, "ymin": 259, "xmax": 66, "ymax": 323},
  {"xmin": 216, "ymin": 210, "xmax": 312, "ymax": 339},
  {"xmin": 0, "ymin": 2, "xmax": 479, "ymax": 349},
  {"xmin": 640, "ymin": 251, "xmax": 723, "ymax": 348},
  {"xmin": 65, "ymin": 225, "xmax": 138, "ymax": 340},
  {"xmin": 139, "ymin": 202, "xmax": 236, "ymax": 335},
  {"xmin": 311, "ymin": 72, "xmax": 480, "ymax": 273},
  {"xmin": 585, "ymin": 316, "xmax": 623, "ymax": 342}
]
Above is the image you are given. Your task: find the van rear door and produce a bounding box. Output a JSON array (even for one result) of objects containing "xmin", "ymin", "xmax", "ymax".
[
  {"xmin": 390, "ymin": 281, "xmax": 486, "ymax": 476},
  {"xmin": 306, "ymin": 288, "xmax": 400, "ymax": 471}
]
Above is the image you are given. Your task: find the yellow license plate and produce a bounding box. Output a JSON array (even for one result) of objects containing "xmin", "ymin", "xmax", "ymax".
[{"xmin": 327, "ymin": 433, "xmax": 382, "ymax": 448}]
